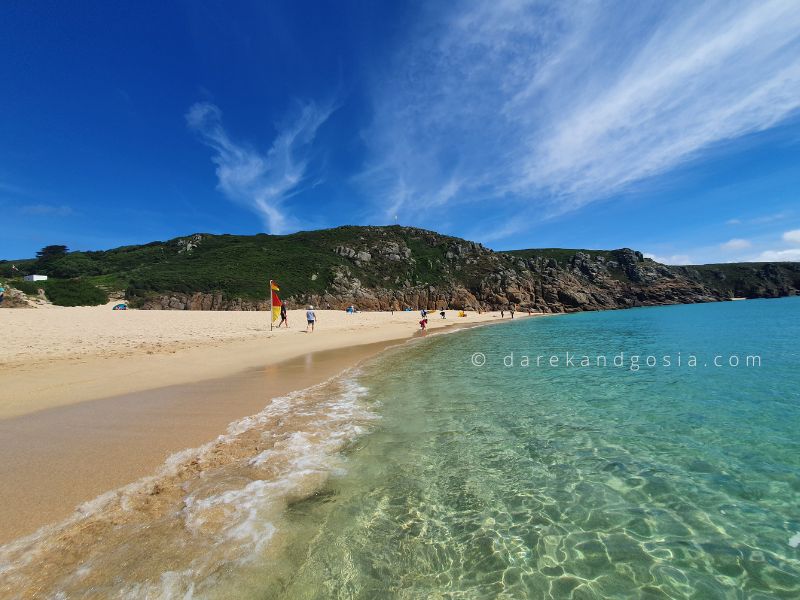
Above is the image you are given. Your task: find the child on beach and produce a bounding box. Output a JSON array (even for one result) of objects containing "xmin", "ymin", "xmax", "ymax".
[{"xmin": 419, "ymin": 317, "xmax": 428, "ymax": 331}]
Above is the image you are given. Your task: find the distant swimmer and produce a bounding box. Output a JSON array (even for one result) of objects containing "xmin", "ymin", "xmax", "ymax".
[{"xmin": 306, "ymin": 305, "xmax": 317, "ymax": 333}]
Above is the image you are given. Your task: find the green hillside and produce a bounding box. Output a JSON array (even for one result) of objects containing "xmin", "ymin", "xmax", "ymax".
[
  {"xmin": 2, "ymin": 226, "xmax": 798, "ymax": 309},
  {"xmin": 0, "ymin": 227, "xmax": 494, "ymax": 305}
]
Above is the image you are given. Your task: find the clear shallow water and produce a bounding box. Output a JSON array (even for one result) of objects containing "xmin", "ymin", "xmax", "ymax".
[
  {"xmin": 3, "ymin": 299, "xmax": 798, "ymax": 599},
  {"xmin": 265, "ymin": 298, "xmax": 800, "ymax": 598}
]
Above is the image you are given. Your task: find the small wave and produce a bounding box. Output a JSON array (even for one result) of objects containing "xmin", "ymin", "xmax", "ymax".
[{"xmin": 0, "ymin": 372, "xmax": 377, "ymax": 599}]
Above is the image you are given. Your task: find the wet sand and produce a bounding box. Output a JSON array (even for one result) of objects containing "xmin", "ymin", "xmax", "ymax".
[
  {"xmin": 0, "ymin": 338, "xmax": 403, "ymax": 544},
  {"xmin": 0, "ymin": 312, "xmax": 521, "ymax": 545},
  {"xmin": 0, "ymin": 306, "xmax": 506, "ymax": 418}
]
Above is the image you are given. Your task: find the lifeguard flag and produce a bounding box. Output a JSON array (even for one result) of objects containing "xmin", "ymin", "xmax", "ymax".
[
  {"xmin": 270, "ymin": 281, "xmax": 280, "ymax": 291},
  {"xmin": 271, "ymin": 290, "xmax": 282, "ymax": 322}
]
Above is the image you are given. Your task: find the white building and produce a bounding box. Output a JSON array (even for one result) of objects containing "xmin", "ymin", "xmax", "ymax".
[{"xmin": 23, "ymin": 274, "xmax": 48, "ymax": 282}]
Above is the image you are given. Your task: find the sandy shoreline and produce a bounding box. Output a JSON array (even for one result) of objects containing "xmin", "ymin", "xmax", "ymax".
[
  {"xmin": 0, "ymin": 304, "xmax": 532, "ymax": 544},
  {"xmin": 0, "ymin": 305, "xmax": 510, "ymax": 419}
]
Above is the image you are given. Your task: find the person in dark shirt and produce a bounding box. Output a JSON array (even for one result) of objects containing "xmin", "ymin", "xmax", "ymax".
[{"xmin": 278, "ymin": 303, "xmax": 288, "ymax": 328}]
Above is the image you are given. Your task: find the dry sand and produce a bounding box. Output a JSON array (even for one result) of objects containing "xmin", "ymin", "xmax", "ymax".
[
  {"xmin": 0, "ymin": 303, "xmax": 507, "ymax": 419},
  {"xmin": 0, "ymin": 303, "xmax": 529, "ymax": 543}
]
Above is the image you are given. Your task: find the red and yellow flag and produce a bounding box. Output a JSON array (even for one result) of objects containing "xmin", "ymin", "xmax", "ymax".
[
  {"xmin": 270, "ymin": 281, "xmax": 280, "ymax": 291},
  {"xmin": 271, "ymin": 290, "xmax": 282, "ymax": 322}
]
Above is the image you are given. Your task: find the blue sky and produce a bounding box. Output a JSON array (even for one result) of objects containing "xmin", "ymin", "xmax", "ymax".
[{"xmin": 2, "ymin": 0, "xmax": 800, "ymax": 263}]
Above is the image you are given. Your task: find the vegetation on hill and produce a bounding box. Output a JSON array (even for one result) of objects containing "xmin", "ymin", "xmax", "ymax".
[
  {"xmin": 1, "ymin": 227, "xmax": 494, "ymax": 304},
  {"xmin": 1, "ymin": 226, "xmax": 797, "ymax": 309},
  {"xmin": 7, "ymin": 278, "xmax": 108, "ymax": 307}
]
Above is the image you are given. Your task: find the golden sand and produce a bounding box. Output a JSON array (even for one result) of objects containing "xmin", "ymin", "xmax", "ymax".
[
  {"xmin": 0, "ymin": 304, "xmax": 505, "ymax": 418},
  {"xmin": 0, "ymin": 305, "xmax": 538, "ymax": 597}
]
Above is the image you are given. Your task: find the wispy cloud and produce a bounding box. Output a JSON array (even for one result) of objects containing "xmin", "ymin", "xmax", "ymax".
[
  {"xmin": 360, "ymin": 0, "xmax": 800, "ymax": 236},
  {"xmin": 187, "ymin": 100, "xmax": 334, "ymax": 233},
  {"xmin": 727, "ymin": 211, "xmax": 792, "ymax": 226},
  {"xmin": 755, "ymin": 248, "xmax": 800, "ymax": 261},
  {"xmin": 18, "ymin": 203, "xmax": 73, "ymax": 217},
  {"xmin": 720, "ymin": 238, "xmax": 751, "ymax": 251},
  {"xmin": 644, "ymin": 252, "xmax": 693, "ymax": 266}
]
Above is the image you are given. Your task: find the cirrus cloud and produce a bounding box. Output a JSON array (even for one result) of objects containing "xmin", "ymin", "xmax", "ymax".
[
  {"xmin": 360, "ymin": 0, "xmax": 800, "ymax": 240},
  {"xmin": 187, "ymin": 100, "xmax": 334, "ymax": 233}
]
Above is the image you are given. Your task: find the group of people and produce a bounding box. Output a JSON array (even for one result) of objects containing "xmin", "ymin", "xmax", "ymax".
[
  {"xmin": 277, "ymin": 303, "xmax": 534, "ymax": 336},
  {"xmin": 275, "ymin": 303, "xmax": 317, "ymax": 333},
  {"xmin": 419, "ymin": 308, "xmax": 449, "ymax": 330},
  {"xmin": 498, "ymin": 306, "xmax": 533, "ymax": 318}
]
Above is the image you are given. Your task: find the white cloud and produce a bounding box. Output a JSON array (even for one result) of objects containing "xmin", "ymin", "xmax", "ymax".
[
  {"xmin": 361, "ymin": 0, "xmax": 800, "ymax": 234},
  {"xmin": 782, "ymin": 229, "xmax": 800, "ymax": 244},
  {"xmin": 726, "ymin": 218, "xmax": 742, "ymax": 225},
  {"xmin": 187, "ymin": 101, "xmax": 334, "ymax": 233},
  {"xmin": 643, "ymin": 253, "xmax": 692, "ymax": 265},
  {"xmin": 720, "ymin": 238, "xmax": 752, "ymax": 250},
  {"xmin": 755, "ymin": 248, "xmax": 800, "ymax": 261}
]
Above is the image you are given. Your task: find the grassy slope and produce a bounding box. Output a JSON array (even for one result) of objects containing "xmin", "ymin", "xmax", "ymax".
[
  {"xmin": 2, "ymin": 227, "xmax": 798, "ymax": 304},
  {"xmin": 1, "ymin": 227, "xmax": 479, "ymax": 302}
]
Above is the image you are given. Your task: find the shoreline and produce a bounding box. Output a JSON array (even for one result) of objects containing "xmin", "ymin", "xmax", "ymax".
[
  {"xmin": 0, "ymin": 308, "xmax": 530, "ymax": 544},
  {"xmin": 0, "ymin": 307, "xmax": 510, "ymax": 420}
]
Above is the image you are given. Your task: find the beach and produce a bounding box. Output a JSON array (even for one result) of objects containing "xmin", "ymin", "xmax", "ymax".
[
  {"xmin": 0, "ymin": 299, "xmax": 797, "ymax": 598},
  {"xmin": 0, "ymin": 304, "xmax": 514, "ymax": 545}
]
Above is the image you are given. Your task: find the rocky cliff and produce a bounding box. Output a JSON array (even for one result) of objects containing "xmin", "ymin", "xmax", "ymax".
[
  {"xmin": 138, "ymin": 228, "xmax": 797, "ymax": 313},
  {"xmin": 6, "ymin": 226, "xmax": 797, "ymax": 312}
]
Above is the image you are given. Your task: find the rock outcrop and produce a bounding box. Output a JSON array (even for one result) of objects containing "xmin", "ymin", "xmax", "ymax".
[
  {"xmin": 136, "ymin": 228, "xmax": 777, "ymax": 313},
  {"xmin": 10, "ymin": 225, "xmax": 794, "ymax": 312}
]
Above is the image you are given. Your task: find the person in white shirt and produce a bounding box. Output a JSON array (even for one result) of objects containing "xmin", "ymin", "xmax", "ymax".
[{"xmin": 306, "ymin": 305, "xmax": 317, "ymax": 332}]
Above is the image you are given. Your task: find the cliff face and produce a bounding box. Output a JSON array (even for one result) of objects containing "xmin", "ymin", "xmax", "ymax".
[
  {"xmin": 8, "ymin": 226, "xmax": 797, "ymax": 312},
  {"xmin": 284, "ymin": 247, "xmax": 720, "ymax": 313},
  {"xmin": 139, "ymin": 229, "xmax": 791, "ymax": 313},
  {"xmin": 675, "ymin": 262, "xmax": 800, "ymax": 300}
]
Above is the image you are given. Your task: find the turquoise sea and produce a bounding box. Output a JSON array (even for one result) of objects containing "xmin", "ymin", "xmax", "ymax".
[
  {"xmin": 3, "ymin": 298, "xmax": 798, "ymax": 599},
  {"xmin": 265, "ymin": 297, "xmax": 800, "ymax": 598}
]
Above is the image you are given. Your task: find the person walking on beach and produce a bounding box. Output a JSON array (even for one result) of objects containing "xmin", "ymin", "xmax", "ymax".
[
  {"xmin": 440, "ymin": 309, "xmax": 446, "ymax": 319},
  {"xmin": 419, "ymin": 317, "xmax": 428, "ymax": 331},
  {"xmin": 306, "ymin": 305, "xmax": 317, "ymax": 333},
  {"xmin": 278, "ymin": 302, "xmax": 288, "ymax": 328},
  {"xmin": 510, "ymin": 306, "xmax": 515, "ymax": 319},
  {"xmin": 500, "ymin": 309, "xmax": 504, "ymax": 318}
]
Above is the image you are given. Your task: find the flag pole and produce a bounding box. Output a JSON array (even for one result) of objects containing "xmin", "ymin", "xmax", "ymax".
[{"xmin": 269, "ymin": 279, "xmax": 273, "ymax": 331}]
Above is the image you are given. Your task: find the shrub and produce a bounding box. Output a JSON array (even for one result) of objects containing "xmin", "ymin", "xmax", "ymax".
[
  {"xmin": 11, "ymin": 280, "xmax": 42, "ymax": 296},
  {"xmin": 43, "ymin": 279, "xmax": 108, "ymax": 306}
]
